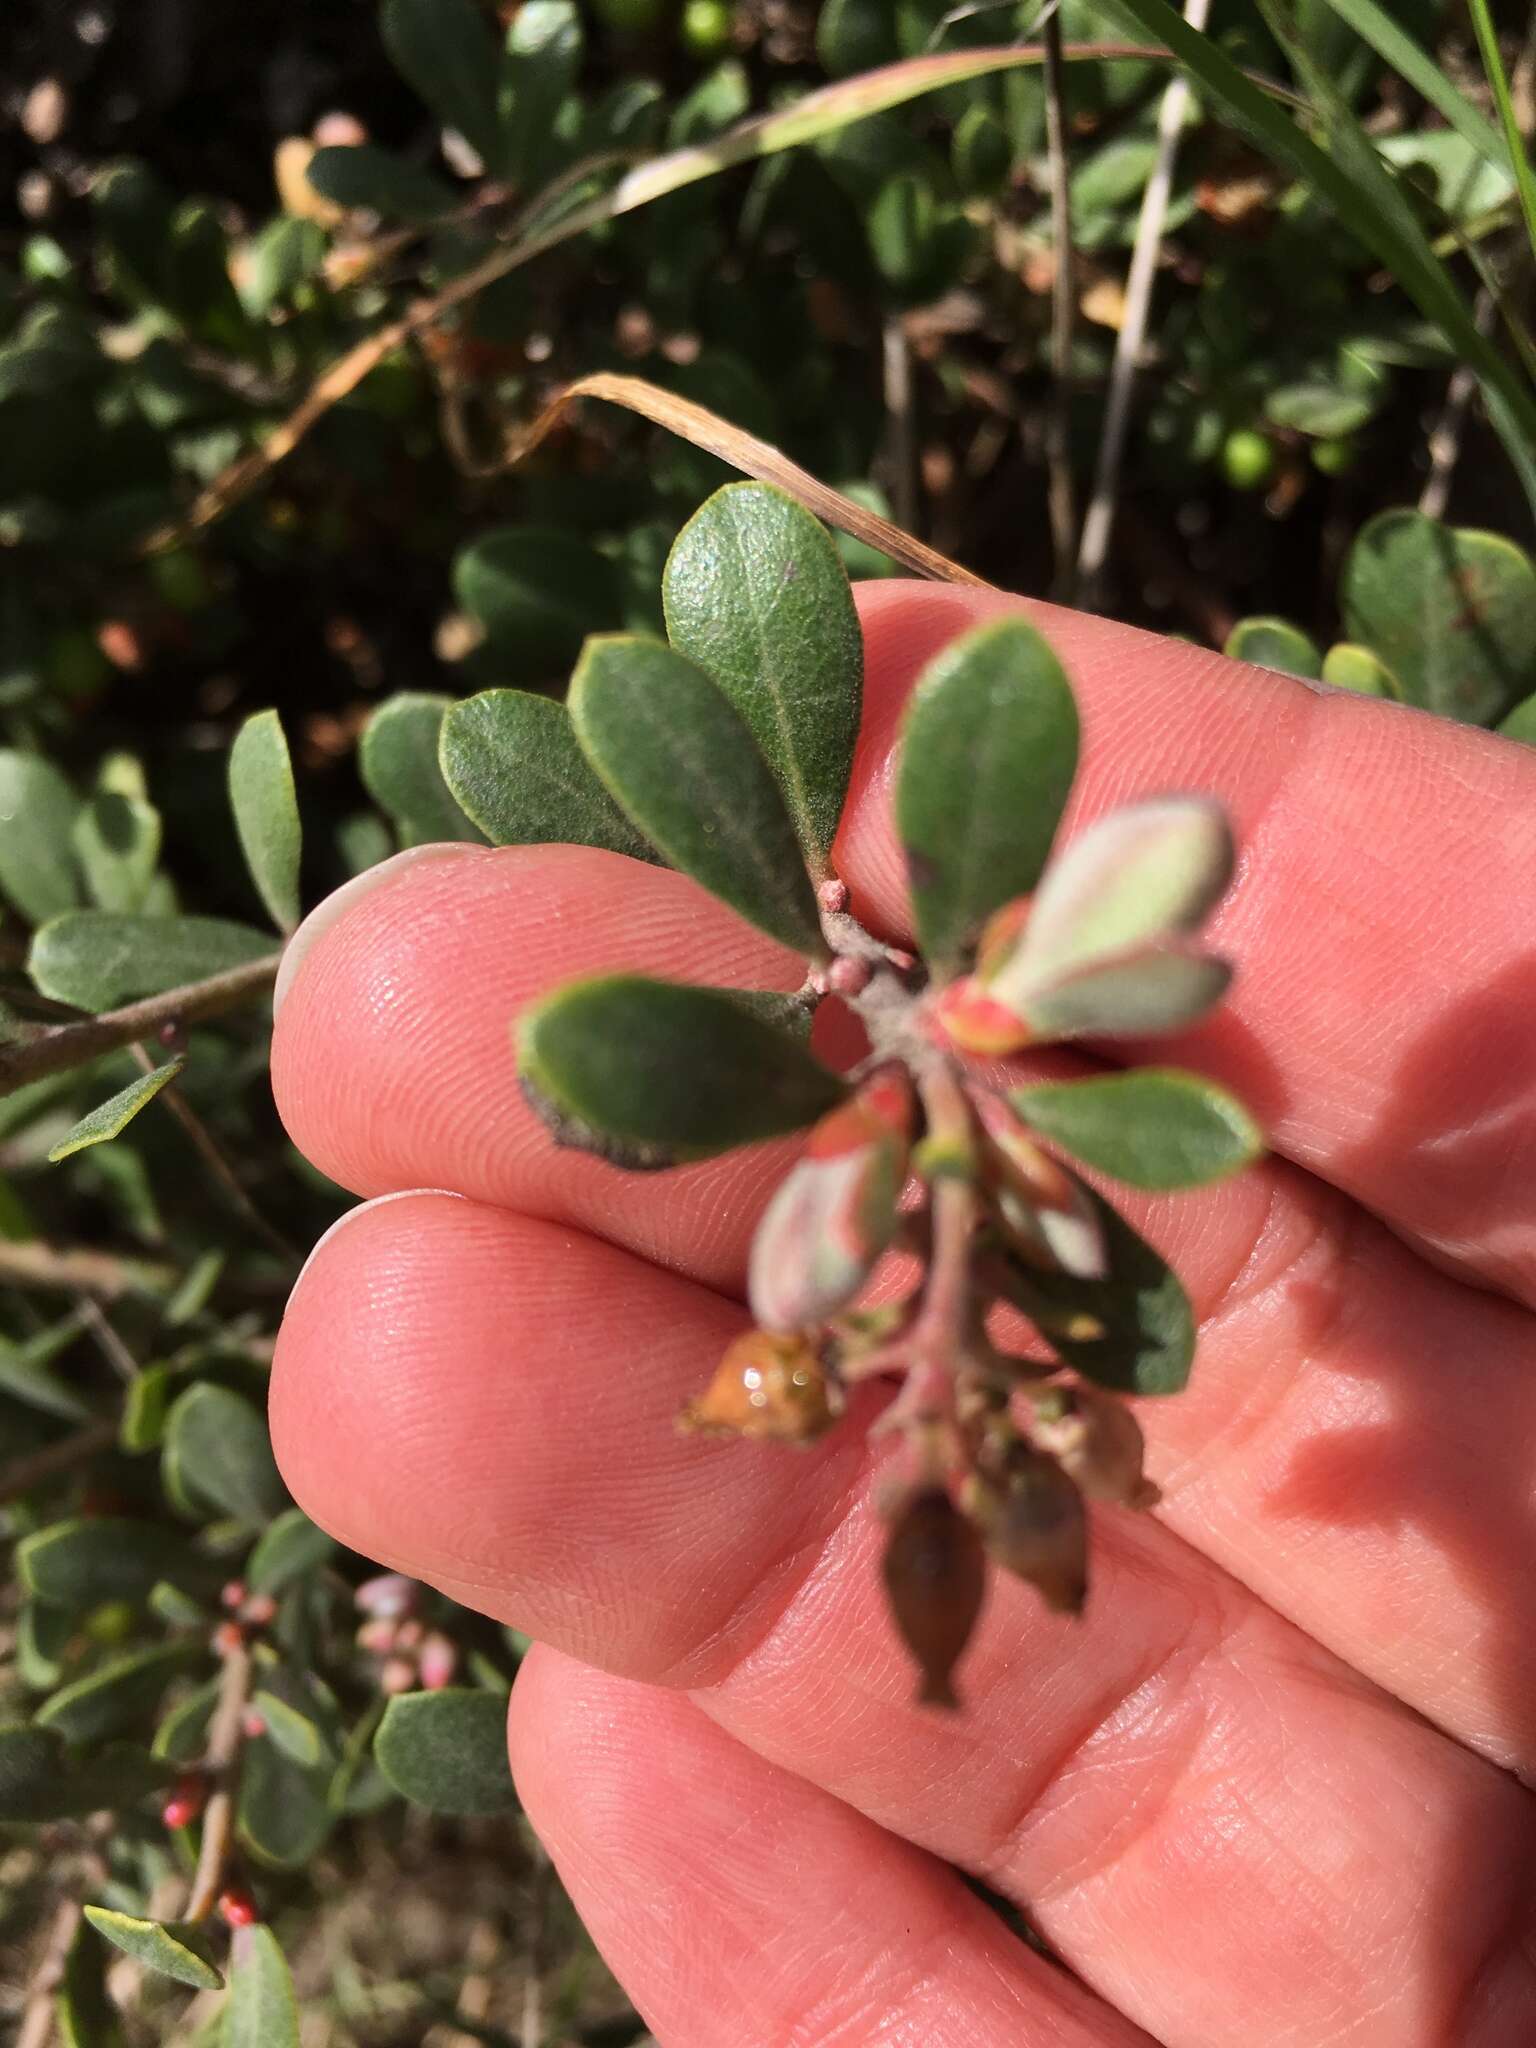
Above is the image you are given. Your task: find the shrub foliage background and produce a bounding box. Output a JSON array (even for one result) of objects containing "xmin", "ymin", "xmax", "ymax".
[{"xmin": 3, "ymin": 0, "xmax": 1535, "ymax": 2038}]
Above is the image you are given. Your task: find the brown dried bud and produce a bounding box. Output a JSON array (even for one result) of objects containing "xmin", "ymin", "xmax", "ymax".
[
  {"xmin": 680, "ymin": 1330, "xmax": 841, "ymax": 1442},
  {"xmin": 748, "ymin": 1070, "xmax": 914, "ymax": 1333},
  {"xmin": 965, "ymin": 1450, "xmax": 1088, "ymax": 1615},
  {"xmin": 881, "ymin": 1487, "xmax": 987, "ymax": 1710},
  {"xmin": 1030, "ymin": 1387, "xmax": 1159, "ymax": 1509}
]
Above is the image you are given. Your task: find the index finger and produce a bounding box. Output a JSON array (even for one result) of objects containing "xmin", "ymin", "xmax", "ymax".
[{"xmin": 841, "ymin": 583, "xmax": 1536, "ymax": 1306}]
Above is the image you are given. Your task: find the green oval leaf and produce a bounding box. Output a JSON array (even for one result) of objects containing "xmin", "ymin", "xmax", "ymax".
[
  {"xmin": 163, "ymin": 1383, "xmax": 289, "ymax": 1529},
  {"xmin": 439, "ymin": 690, "xmax": 656, "ymax": 862},
  {"xmin": 83, "ymin": 1910, "xmax": 223, "ymax": 1992},
  {"xmin": 1223, "ymin": 617, "xmax": 1322, "ymax": 680},
  {"xmin": 662, "ymin": 482, "xmax": 862, "ymax": 876},
  {"xmin": 519, "ymin": 975, "xmax": 844, "ymax": 1169},
  {"xmin": 48, "ymin": 1058, "xmax": 185, "ymax": 1162},
  {"xmin": 374, "ymin": 1688, "xmax": 517, "ymax": 1814},
  {"xmin": 453, "ymin": 528, "xmax": 625, "ymax": 675},
  {"xmin": 305, "ymin": 143, "xmax": 457, "ymax": 223},
  {"xmin": 1011, "ymin": 1069, "xmax": 1264, "ymax": 1190},
  {"xmin": 28, "ymin": 913, "xmax": 274, "ymax": 1012},
  {"xmin": 238, "ymin": 1733, "xmax": 333, "ymax": 1867},
  {"xmin": 36, "ymin": 1640, "xmax": 201, "ymax": 1744},
  {"xmin": 20, "ymin": 1515, "xmax": 212, "ymax": 1611},
  {"xmin": 895, "ymin": 618, "xmax": 1079, "ymax": 977},
  {"xmin": 246, "ymin": 1508, "xmax": 335, "ymax": 1596},
  {"xmin": 252, "ymin": 1687, "xmax": 326, "ymax": 1768},
  {"xmin": 73, "ymin": 793, "xmax": 162, "ymax": 914},
  {"xmin": 1320, "ymin": 642, "xmax": 1400, "ymax": 697},
  {"xmin": 995, "ymin": 1182, "xmax": 1196, "ymax": 1395},
  {"xmin": 499, "ymin": 0, "xmax": 584, "ymax": 186},
  {"xmin": 569, "ymin": 636, "xmax": 825, "ymax": 955},
  {"xmin": 0, "ymin": 751, "xmax": 81, "ymax": 923},
  {"xmin": 226, "ymin": 1925, "xmax": 300, "ymax": 2048},
  {"xmin": 229, "ymin": 709, "xmax": 302, "ymax": 932},
  {"xmin": 1341, "ymin": 509, "xmax": 1536, "ymax": 724},
  {"xmin": 359, "ymin": 694, "xmax": 484, "ymax": 849},
  {"xmin": 382, "ymin": 0, "xmax": 501, "ymax": 165}
]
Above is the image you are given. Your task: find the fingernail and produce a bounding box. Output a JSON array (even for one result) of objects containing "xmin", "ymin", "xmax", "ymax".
[
  {"xmin": 273, "ymin": 844, "xmax": 484, "ymax": 1018},
  {"xmin": 293, "ymin": 1187, "xmax": 467, "ymax": 1290}
]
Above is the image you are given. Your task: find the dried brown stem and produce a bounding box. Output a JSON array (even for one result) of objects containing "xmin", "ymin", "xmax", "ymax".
[
  {"xmin": 184, "ymin": 1636, "xmax": 254, "ymax": 1924},
  {"xmin": 0, "ymin": 954, "xmax": 280, "ymax": 1096},
  {"xmin": 0, "ymin": 1239, "xmax": 176, "ymax": 1297}
]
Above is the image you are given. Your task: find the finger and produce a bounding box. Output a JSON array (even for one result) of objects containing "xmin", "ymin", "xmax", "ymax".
[
  {"xmin": 509, "ymin": 1647, "xmax": 1156, "ymax": 2048},
  {"xmin": 843, "ymin": 582, "xmax": 1536, "ymax": 1304},
  {"xmin": 272, "ymin": 1194, "xmax": 1536, "ymax": 2048}
]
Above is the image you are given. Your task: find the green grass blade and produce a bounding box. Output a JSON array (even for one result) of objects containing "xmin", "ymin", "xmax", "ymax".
[
  {"xmin": 1313, "ymin": 0, "xmax": 1506, "ymax": 174},
  {"xmin": 1465, "ymin": 0, "xmax": 1536, "ymax": 264}
]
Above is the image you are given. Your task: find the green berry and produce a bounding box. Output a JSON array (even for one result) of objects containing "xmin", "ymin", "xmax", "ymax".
[
  {"xmin": 1221, "ymin": 429, "xmax": 1275, "ymax": 492},
  {"xmin": 680, "ymin": 0, "xmax": 733, "ymax": 55},
  {"xmin": 1311, "ymin": 436, "xmax": 1358, "ymax": 477}
]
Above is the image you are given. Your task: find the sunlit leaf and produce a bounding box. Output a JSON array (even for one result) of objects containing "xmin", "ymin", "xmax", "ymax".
[
  {"xmin": 570, "ymin": 635, "xmax": 825, "ymax": 954},
  {"xmin": 1011, "ymin": 1069, "xmax": 1264, "ymax": 1190},
  {"xmin": 359, "ymin": 694, "xmax": 484, "ymax": 849},
  {"xmin": 229, "ymin": 709, "xmax": 302, "ymax": 932},
  {"xmin": 83, "ymin": 1909, "xmax": 223, "ymax": 1992},
  {"xmin": 226, "ymin": 1925, "xmax": 300, "ymax": 2048},
  {"xmin": 1320, "ymin": 643, "xmax": 1400, "ymax": 697},
  {"xmin": 163, "ymin": 1382, "xmax": 289, "ymax": 1529},
  {"xmin": 72, "ymin": 793, "xmax": 162, "ymax": 914},
  {"xmin": 29, "ymin": 913, "xmax": 273, "ymax": 1011},
  {"xmin": 0, "ymin": 751, "xmax": 81, "ymax": 923},
  {"xmin": 519, "ymin": 975, "xmax": 844, "ymax": 1169},
  {"xmin": 36, "ymin": 1640, "xmax": 201, "ymax": 1743},
  {"xmin": 1224, "ymin": 617, "xmax": 1322, "ymax": 680},
  {"xmin": 439, "ymin": 690, "xmax": 656, "ymax": 861},
  {"xmin": 238, "ymin": 1730, "xmax": 333, "ymax": 1867},
  {"xmin": 48, "ymin": 1059, "xmax": 185, "ymax": 1162},
  {"xmin": 374, "ymin": 1688, "xmax": 517, "ymax": 1814},
  {"xmin": 662, "ymin": 482, "xmax": 862, "ymax": 876},
  {"xmin": 382, "ymin": 0, "xmax": 501, "ymax": 165},
  {"xmin": 247, "ymin": 1508, "xmax": 335, "ymax": 1596}
]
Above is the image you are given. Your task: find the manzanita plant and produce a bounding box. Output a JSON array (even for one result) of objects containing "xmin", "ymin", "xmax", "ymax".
[{"xmin": 446, "ymin": 480, "xmax": 1266, "ymax": 1710}]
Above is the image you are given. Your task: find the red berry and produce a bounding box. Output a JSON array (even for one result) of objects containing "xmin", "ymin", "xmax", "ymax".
[
  {"xmin": 241, "ymin": 1711, "xmax": 268, "ymax": 1741},
  {"xmin": 218, "ymin": 1888, "xmax": 259, "ymax": 1928},
  {"xmin": 162, "ymin": 1774, "xmax": 207, "ymax": 1830},
  {"xmin": 213, "ymin": 1620, "xmax": 244, "ymax": 1657}
]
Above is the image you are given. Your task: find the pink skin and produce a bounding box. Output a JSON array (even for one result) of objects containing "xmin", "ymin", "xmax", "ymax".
[{"xmin": 271, "ymin": 583, "xmax": 1536, "ymax": 2048}]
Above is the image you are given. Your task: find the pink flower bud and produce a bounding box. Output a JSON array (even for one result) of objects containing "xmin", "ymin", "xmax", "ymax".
[
  {"xmin": 221, "ymin": 1580, "xmax": 247, "ymax": 1611},
  {"xmin": 354, "ymin": 1572, "xmax": 419, "ymax": 1619},
  {"xmin": 971, "ymin": 1093, "xmax": 1106, "ymax": 1280},
  {"xmin": 1030, "ymin": 1386, "xmax": 1158, "ymax": 1508},
  {"xmin": 394, "ymin": 1619, "xmax": 425, "ymax": 1652},
  {"xmin": 965, "ymin": 1449, "xmax": 1087, "ymax": 1615},
  {"xmin": 418, "ymin": 1632, "xmax": 458, "ymax": 1690},
  {"xmin": 748, "ymin": 1070, "xmax": 914, "ymax": 1333},
  {"xmin": 356, "ymin": 1617, "xmax": 399, "ymax": 1657},
  {"xmin": 379, "ymin": 1656, "xmax": 417, "ymax": 1696},
  {"xmin": 240, "ymin": 1593, "xmax": 278, "ymax": 1629},
  {"xmin": 828, "ymin": 955, "xmax": 871, "ymax": 998},
  {"xmin": 881, "ymin": 1486, "xmax": 987, "ymax": 1711},
  {"xmin": 679, "ymin": 1330, "xmax": 841, "ymax": 1442},
  {"xmin": 242, "ymin": 1711, "xmax": 269, "ymax": 1742},
  {"xmin": 817, "ymin": 878, "xmax": 849, "ymax": 915}
]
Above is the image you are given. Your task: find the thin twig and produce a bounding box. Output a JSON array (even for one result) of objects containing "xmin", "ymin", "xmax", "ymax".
[
  {"xmin": 0, "ymin": 1239, "xmax": 176, "ymax": 1297},
  {"xmin": 184, "ymin": 1637, "xmax": 254, "ymax": 1924},
  {"xmin": 0, "ymin": 954, "xmax": 280, "ymax": 1095},
  {"xmin": 1077, "ymin": 0, "xmax": 1211, "ymax": 605},
  {"xmin": 128, "ymin": 1045, "xmax": 299, "ymax": 1265},
  {"xmin": 75, "ymin": 1295, "xmax": 139, "ymax": 1383},
  {"xmin": 17, "ymin": 1897, "xmax": 82, "ymax": 2048},
  {"xmin": 1041, "ymin": 6, "xmax": 1078, "ymax": 600},
  {"xmin": 882, "ymin": 315, "xmax": 920, "ymax": 535},
  {"xmin": 0, "ymin": 1419, "xmax": 118, "ymax": 1506}
]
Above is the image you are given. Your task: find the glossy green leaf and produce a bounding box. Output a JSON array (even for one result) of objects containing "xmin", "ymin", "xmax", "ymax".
[
  {"xmin": 37, "ymin": 1640, "xmax": 200, "ymax": 1743},
  {"xmin": 247, "ymin": 1507, "xmax": 335, "ymax": 1595},
  {"xmin": 359, "ymin": 694, "xmax": 483, "ymax": 849},
  {"xmin": 895, "ymin": 619, "xmax": 1078, "ymax": 976},
  {"xmin": 1321, "ymin": 643, "xmax": 1400, "ymax": 697},
  {"xmin": 28, "ymin": 913, "xmax": 273, "ymax": 1011},
  {"xmin": 48, "ymin": 1059, "xmax": 185, "ymax": 1162},
  {"xmin": 374, "ymin": 1688, "xmax": 517, "ymax": 1814},
  {"xmin": 1224, "ymin": 617, "xmax": 1322, "ymax": 680},
  {"xmin": 453, "ymin": 529, "xmax": 625, "ymax": 675},
  {"xmin": 1340, "ymin": 510, "xmax": 1536, "ymax": 724},
  {"xmin": 73, "ymin": 793, "xmax": 162, "ymax": 914},
  {"xmin": 20, "ymin": 1515, "xmax": 213, "ymax": 1610},
  {"xmin": 305, "ymin": 143, "xmax": 458, "ymax": 223},
  {"xmin": 83, "ymin": 1909, "xmax": 223, "ymax": 1992},
  {"xmin": 997, "ymin": 1182, "xmax": 1197, "ymax": 1395},
  {"xmin": 0, "ymin": 751, "xmax": 81, "ymax": 923},
  {"xmin": 163, "ymin": 1382, "xmax": 289, "ymax": 1529},
  {"xmin": 382, "ymin": 0, "xmax": 501, "ymax": 164},
  {"xmin": 499, "ymin": 0, "xmax": 583, "ymax": 185},
  {"xmin": 1011, "ymin": 1069, "xmax": 1264, "ymax": 1190},
  {"xmin": 519, "ymin": 975, "xmax": 845, "ymax": 1169},
  {"xmin": 229, "ymin": 709, "xmax": 301, "ymax": 932},
  {"xmin": 570, "ymin": 636, "xmax": 825, "ymax": 954},
  {"xmin": 439, "ymin": 690, "xmax": 656, "ymax": 861},
  {"xmin": 238, "ymin": 1730, "xmax": 333, "ymax": 1867},
  {"xmin": 226, "ymin": 1925, "xmax": 300, "ymax": 2048},
  {"xmin": 662, "ymin": 482, "xmax": 862, "ymax": 875}
]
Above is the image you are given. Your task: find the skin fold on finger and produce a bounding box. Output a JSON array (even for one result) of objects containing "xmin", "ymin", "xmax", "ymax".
[
  {"xmin": 272, "ymin": 1193, "xmax": 1536, "ymax": 2048},
  {"xmin": 843, "ymin": 582, "xmax": 1536, "ymax": 1307},
  {"xmin": 508, "ymin": 1648, "xmax": 1158, "ymax": 2048}
]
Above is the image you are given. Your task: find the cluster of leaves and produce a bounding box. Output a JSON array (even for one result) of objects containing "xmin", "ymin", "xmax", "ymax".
[{"xmin": 1226, "ymin": 506, "xmax": 1536, "ymax": 735}]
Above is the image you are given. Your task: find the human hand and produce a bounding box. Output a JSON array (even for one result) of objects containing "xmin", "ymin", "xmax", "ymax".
[{"xmin": 270, "ymin": 583, "xmax": 1536, "ymax": 2048}]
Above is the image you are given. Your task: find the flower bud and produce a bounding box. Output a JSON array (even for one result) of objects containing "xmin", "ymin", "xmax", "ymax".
[
  {"xmin": 162, "ymin": 1774, "xmax": 207, "ymax": 1830},
  {"xmin": 356, "ymin": 1617, "xmax": 399, "ymax": 1657},
  {"xmin": 242, "ymin": 1711, "xmax": 268, "ymax": 1742},
  {"xmin": 379, "ymin": 1656, "xmax": 418, "ymax": 1696},
  {"xmin": 971, "ymin": 1093, "xmax": 1106, "ymax": 1280},
  {"xmin": 354, "ymin": 1573, "xmax": 419, "ymax": 1619},
  {"xmin": 218, "ymin": 1888, "xmax": 259, "ymax": 1929},
  {"xmin": 748, "ymin": 1071, "xmax": 914, "ymax": 1333},
  {"xmin": 418, "ymin": 1631, "xmax": 458, "ymax": 1691},
  {"xmin": 965, "ymin": 1450, "xmax": 1087, "ymax": 1615},
  {"xmin": 1030, "ymin": 1387, "xmax": 1158, "ymax": 1509},
  {"xmin": 240, "ymin": 1593, "xmax": 278, "ymax": 1629},
  {"xmin": 881, "ymin": 1487, "xmax": 987, "ymax": 1710},
  {"xmin": 679, "ymin": 1330, "xmax": 840, "ymax": 1442}
]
